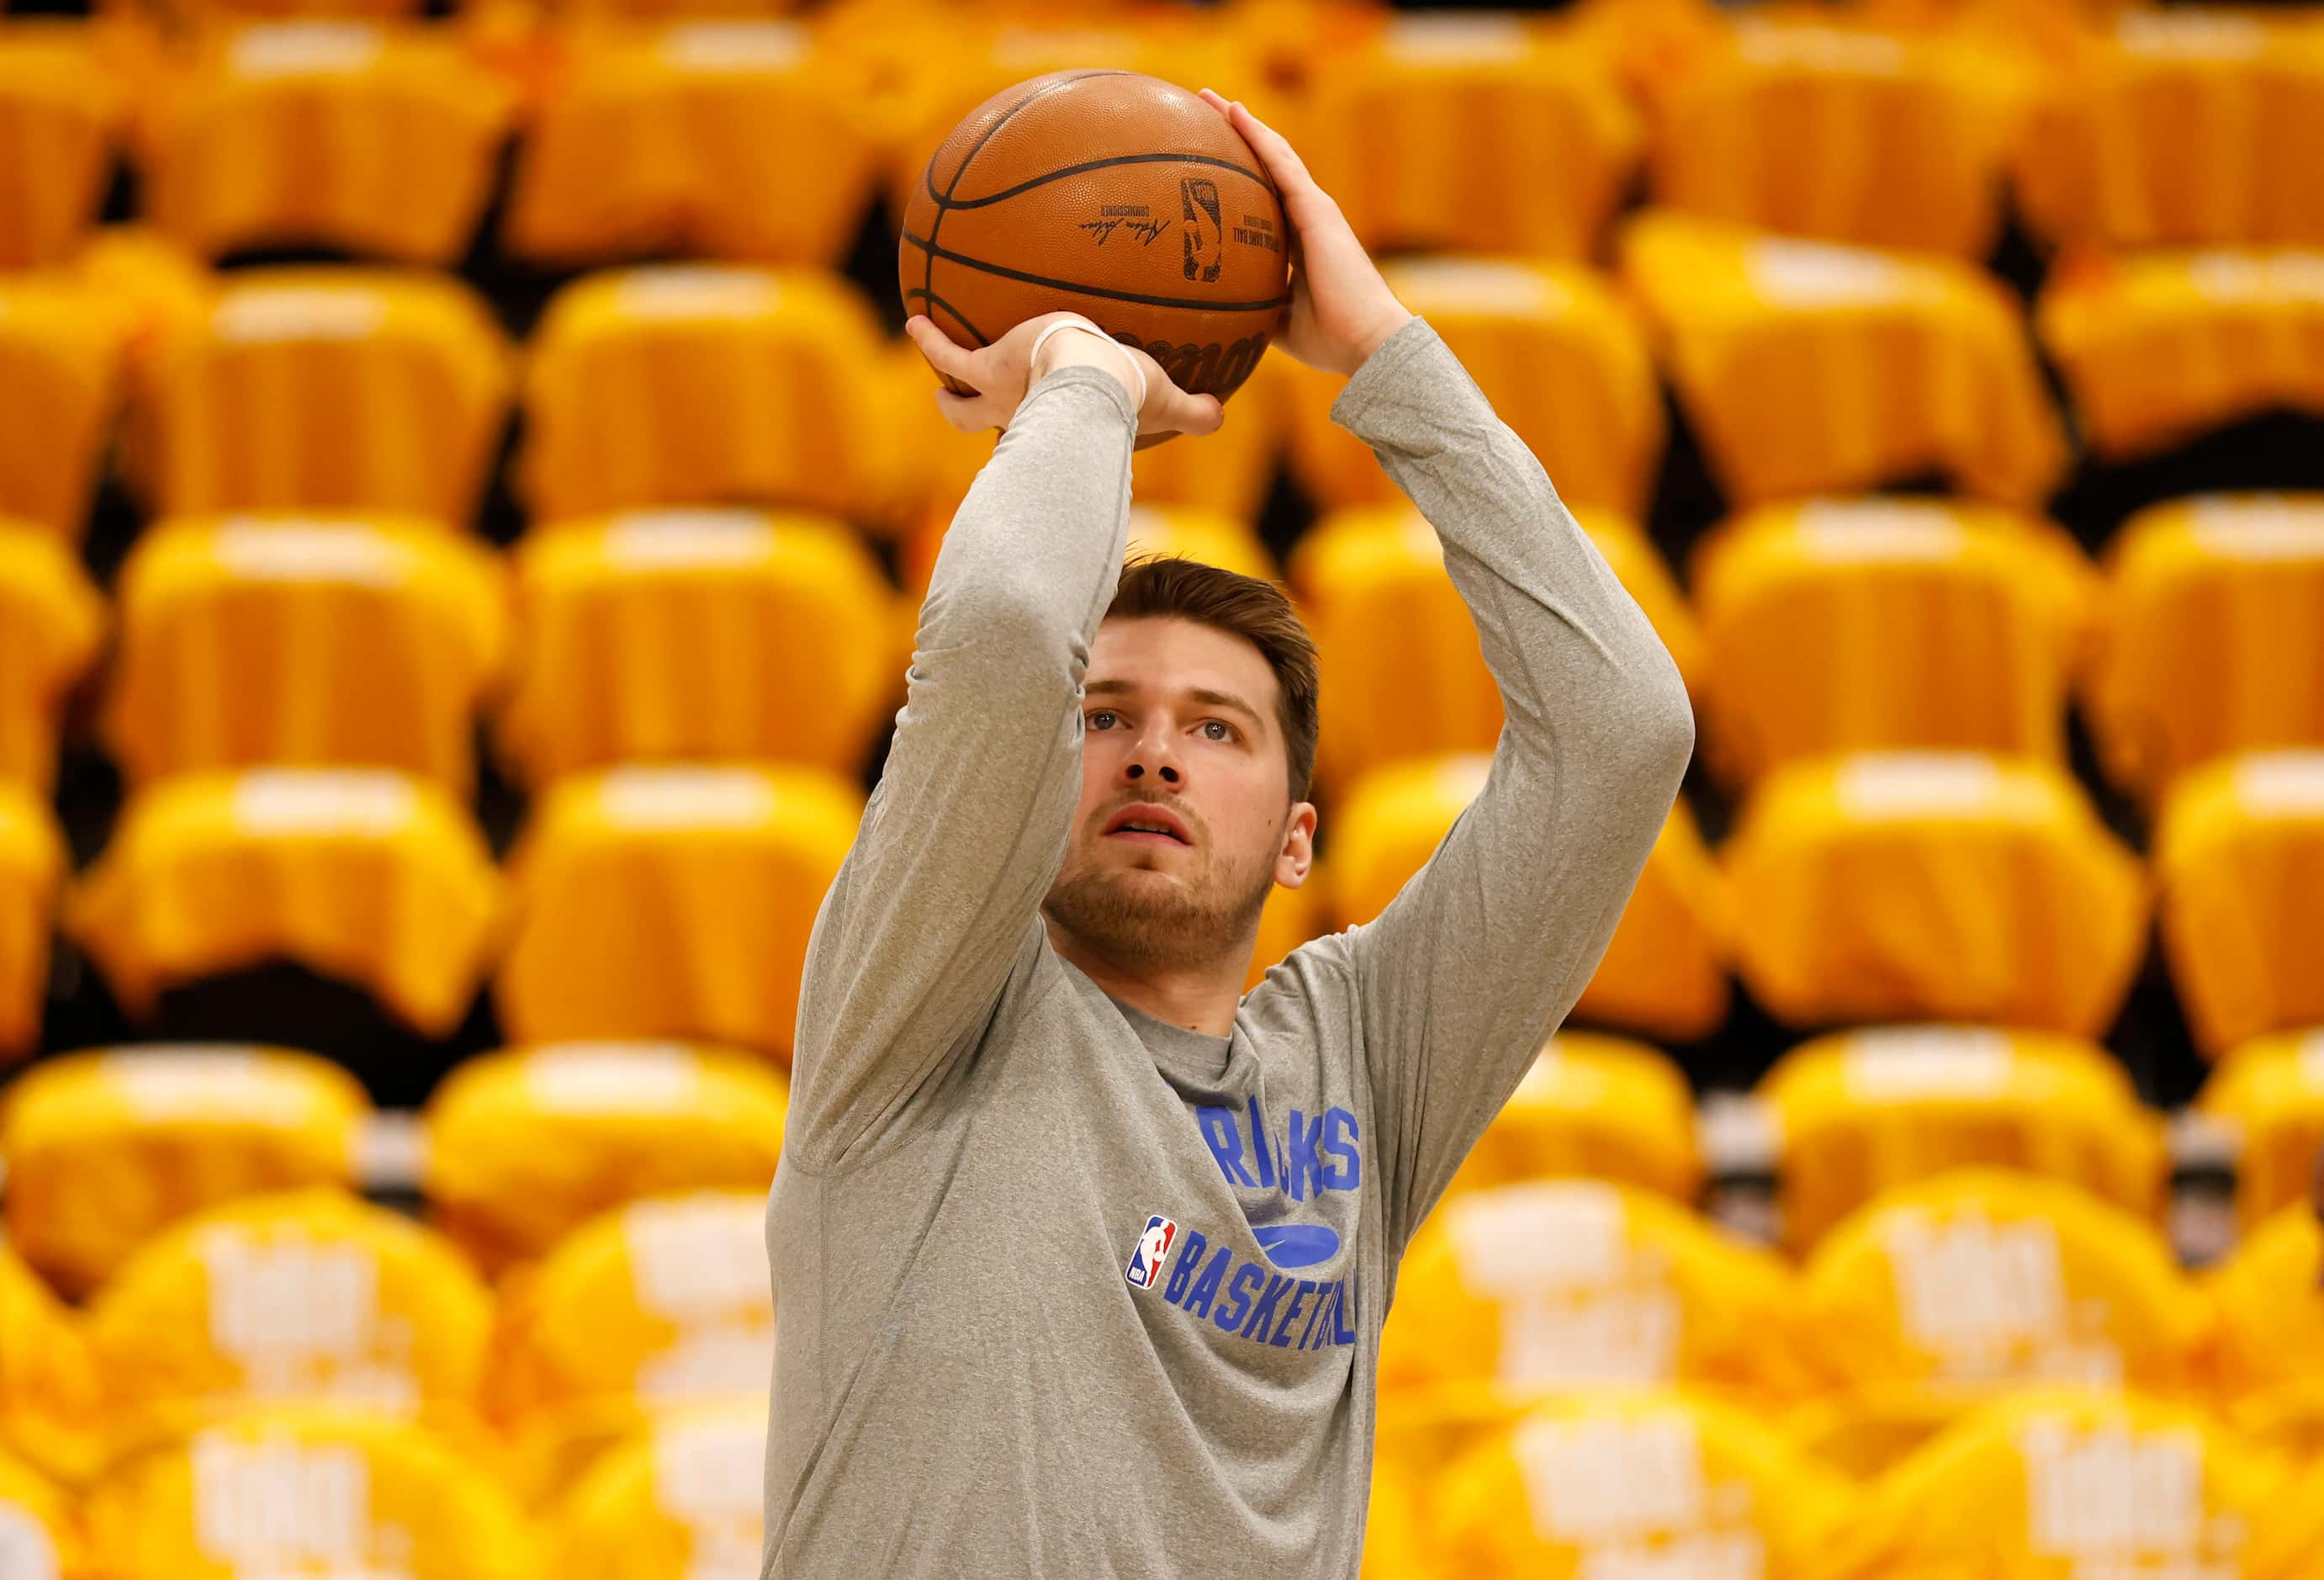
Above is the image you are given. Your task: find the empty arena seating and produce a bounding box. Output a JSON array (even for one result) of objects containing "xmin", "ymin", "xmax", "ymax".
[
  {"xmin": 421, "ymin": 1042, "xmax": 787, "ymax": 1276},
  {"xmin": 1432, "ymin": 1392, "xmax": 1852, "ymax": 1577},
  {"xmin": 1761, "ymin": 1026, "xmax": 2165, "ymax": 1254},
  {"xmin": 486, "ymin": 1190, "xmax": 770, "ymax": 1501},
  {"xmin": 82, "ymin": 1188, "xmax": 493, "ymax": 1459},
  {"xmin": 2197, "ymin": 1026, "xmax": 2324, "ymax": 1230},
  {"xmin": 2088, "ymin": 496, "xmax": 2324, "ymax": 800},
  {"xmin": 506, "ymin": 21, "xmax": 876, "ymax": 268},
  {"xmin": 1443, "ymin": 1033, "xmax": 1701, "ymax": 1203},
  {"xmin": 106, "ymin": 513, "xmax": 506, "ymax": 790},
  {"xmin": 1788, "ymin": 1172, "xmax": 2207, "ymax": 1477},
  {"xmin": 1646, "ymin": 17, "xmax": 2022, "ymax": 257},
  {"xmin": 0, "ymin": 788, "xmax": 65, "ymax": 1063},
  {"xmin": 2210, "ymin": 1201, "xmax": 2324, "ymax": 1462},
  {"xmin": 498, "ymin": 508, "xmax": 896, "ymax": 787},
  {"xmin": 1379, "ymin": 1179, "xmax": 1801, "ymax": 1402},
  {"xmin": 0, "ymin": 1444, "xmax": 82, "ymax": 1580},
  {"xmin": 71, "ymin": 768, "xmax": 503, "ymax": 1038},
  {"xmin": 1358, "ymin": 1455, "xmax": 1428, "ymax": 1580},
  {"xmin": 521, "ymin": 265, "xmax": 900, "ymax": 525},
  {"xmin": 140, "ymin": 23, "xmax": 515, "ymax": 265},
  {"xmin": 0, "ymin": 528, "xmax": 100, "ymax": 794},
  {"xmin": 2016, "ymin": 9, "xmax": 2324, "ymax": 251},
  {"xmin": 1286, "ymin": 257, "xmax": 1662, "ymax": 517},
  {"xmin": 1331, "ymin": 757, "xmax": 1732, "ymax": 1044},
  {"xmin": 548, "ymin": 1397, "xmax": 764, "ymax": 1580},
  {"xmin": 2040, "ymin": 251, "xmax": 2324, "ymax": 463},
  {"xmin": 2154, "ymin": 750, "xmax": 2324, "ymax": 1057},
  {"xmin": 1723, "ymin": 753, "xmax": 2147, "ymax": 1036},
  {"xmin": 495, "ymin": 764, "xmax": 861, "ymax": 1063},
  {"xmin": 1623, "ymin": 211, "xmax": 2067, "ymax": 508},
  {"xmin": 136, "ymin": 269, "xmax": 511, "ymax": 525},
  {"xmin": 0, "ymin": 1236, "xmax": 98, "ymax": 1486},
  {"xmin": 84, "ymin": 1407, "xmax": 536, "ymax": 1580},
  {"xmin": 1827, "ymin": 1387, "xmax": 2290, "ymax": 1578},
  {"xmin": 0, "ymin": 275, "xmax": 125, "ymax": 537},
  {"xmin": 1297, "ymin": 12, "xmax": 1639, "ymax": 260},
  {"xmin": 0, "ymin": 1045, "xmax": 368, "ymax": 1299},
  {"xmin": 0, "ymin": 24, "xmax": 120, "ymax": 271},
  {"xmin": 1692, "ymin": 499, "xmax": 2095, "ymax": 786}
]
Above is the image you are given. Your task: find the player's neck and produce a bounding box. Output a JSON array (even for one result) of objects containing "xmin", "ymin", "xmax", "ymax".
[{"xmin": 1045, "ymin": 923, "xmax": 1245, "ymax": 1038}]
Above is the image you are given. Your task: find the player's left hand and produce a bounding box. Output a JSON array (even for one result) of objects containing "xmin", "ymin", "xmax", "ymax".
[{"xmin": 1197, "ymin": 89, "xmax": 1413, "ymax": 378}]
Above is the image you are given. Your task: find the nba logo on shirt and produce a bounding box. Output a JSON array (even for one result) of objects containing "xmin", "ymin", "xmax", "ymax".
[{"xmin": 1125, "ymin": 1215, "xmax": 1178, "ymax": 1289}]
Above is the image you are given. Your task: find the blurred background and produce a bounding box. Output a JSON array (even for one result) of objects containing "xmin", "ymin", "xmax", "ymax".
[{"xmin": 0, "ymin": 0, "xmax": 2322, "ymax": 1573}]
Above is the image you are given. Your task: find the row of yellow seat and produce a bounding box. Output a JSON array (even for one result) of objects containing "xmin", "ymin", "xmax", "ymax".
[{"xmin": 8, "ymin": 3, "xmax": 2324, "ymax": 271}]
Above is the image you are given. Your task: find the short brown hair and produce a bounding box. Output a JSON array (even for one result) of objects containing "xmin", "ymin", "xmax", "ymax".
[{"xmin": 1107, "ymin": 554, "xmax": 1320, "ymax": 801}]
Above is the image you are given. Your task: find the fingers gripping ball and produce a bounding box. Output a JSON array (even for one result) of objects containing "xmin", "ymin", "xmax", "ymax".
[{"xmin": 899, "ymin": 72, "xmax": 1290, "ymax": 403}]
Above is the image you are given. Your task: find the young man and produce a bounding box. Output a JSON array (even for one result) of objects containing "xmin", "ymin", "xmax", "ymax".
[{"xmin": 760, "ymin": 95, "xmax": 1695, "ymax": 1577}]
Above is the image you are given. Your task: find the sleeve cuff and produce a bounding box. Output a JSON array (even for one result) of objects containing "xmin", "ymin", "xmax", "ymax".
[
  {"xmin": 1327, "ymin": 315, "xmax": 1443, "ymax": 434},
  {"xmin": 1025, "ymin": 362, "xmax": 1141, "ymax": 431}
]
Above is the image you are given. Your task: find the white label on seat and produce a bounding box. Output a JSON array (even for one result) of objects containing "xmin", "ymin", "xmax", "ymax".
[
  {"xmin": 1515, "ymin": 1411, "xmax": 1708, "ymax": 1544},
  {"xmin": 197, "ymin": 1232, "xmax": 407, "ymax": 1405},
  {"xmin": 0, "ymin": 1510, "xmax": 58, "ymax": 1580},
  {"xmin": 623, "ymin": 1196, "xmax": 770, "ymax": 1322},
  {"xmin": 1386, "ymin": 257, "xmax": 1569, "ymax": 318},
  {"xmin": 633, "ymin": 1321, "xmax": 773, "ymax": 1403},
  {"xmin": 1748, "ymin": 238, "xmax": 1929, "ymax": 307},
  {"xmin": 1881, "ymin": 1212, "xmax": 2120, "ymax": 1383},
  {"xmin": 2231, "ymin": 750, "xmax": 2324, "ymax": 815},
  {"xmin": 616, "ymin": 268, "xmax": 780, "ymax": 320},
  {"xmin": 2116, "ymin": 11, "xmax": 2267, "ymax": 59},
  {"xmin": 213, "ymin": 287, "xmax": 387, "ymax": 343},
  {"xmin": 214, "ymin": 522, "xmax": 407, "ymax": 586},
  {"xmin": 2185, "ymin": 252, "xmax": 2324, "ymax": 305},
  {"xmin": 522, "ymin": 1045, "xmax": 705, "ymax": 1111},
  {"xmin": 1796, "ymin": 501, "xmax": 1969, "ymax": 560},
  {"xmin": 1843, "ymin": 1027, "xmax": 2014, "ymax": 1095},
  {"xmin": 1446, "ymin": 1181, "xmax": 1625, "ymax": 1296},
  {"xmin": 103, "ymin": 1048, "xmax": 313, "ymax": 1121},
  {"xmin": 604, "ymin": 510, "xmax": 780, "ymax": 569},
  {"xmin": 990, "ymin": 29, "xmax": 1137, "ymax": 70},
  {"xmin": 1835, "ymin": 753, "xmax": 2005, "ymax": 818},
  {"xmin": 190, "ymin": 1434, "xmax": 372, "ymax": 1569},
  {"xmin": 1384, "ymin": 14, "xmax": 1530, "ymax": 66},
  {"xmin": 599, "ymin": 766, "xmax": 778, "ymax": 829},
  {"xmin": 228, "ymin": 22, "xmax": 384, "ymax": 77},
  {"xmin": 1736, "ymin": 22, "xmax": 1908, "ymax": 74},
  {"xmin": 649, "ymin": 1410, "xmax": 765, "ymax": 1525},
  {"xmin": 231, "ymin": 771, "xmax": 417, "ymax": 835},
  {"xmin": 659, "ymin": 21, "xmax": 807, "ymax": 72},
  {"xmin": 2017, "ymin": 1419, "xmax": 2207, "ymax": 1560},
  {"xmin": 2188, "ymin": 494, "xmax": 2324, "ymax": 556}
]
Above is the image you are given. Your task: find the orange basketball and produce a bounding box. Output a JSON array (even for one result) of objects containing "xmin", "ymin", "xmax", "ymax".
[{"xmin": 900, "ymin": 72, "xmax": 1290, "ymax": 403}]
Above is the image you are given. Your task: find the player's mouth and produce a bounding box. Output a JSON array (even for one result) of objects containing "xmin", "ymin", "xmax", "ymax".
[{"xmin": 1102, "ymin": 804, "xmax": 1192, "ymax": 847}]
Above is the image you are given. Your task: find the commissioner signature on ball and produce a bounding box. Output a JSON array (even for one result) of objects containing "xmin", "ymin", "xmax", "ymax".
[{"xmin": 1079, "ymin": 217, "xmax": 1168, "ymax": 247}]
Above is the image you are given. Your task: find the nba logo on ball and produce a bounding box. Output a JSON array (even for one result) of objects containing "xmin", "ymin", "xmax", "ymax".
[{"xmin": 1125, "ymin": 1215, "xmax": 1178, "ymax": 1289}]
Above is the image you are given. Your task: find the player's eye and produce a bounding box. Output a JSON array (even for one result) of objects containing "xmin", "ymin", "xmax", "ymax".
[
  {"xmin": 1200, "ymin": 719, "xmax": 1236, "ymax": 742},
  {"xmin": 1089, "ymin": 709, "xmax": 1120, "ymax": 730}
]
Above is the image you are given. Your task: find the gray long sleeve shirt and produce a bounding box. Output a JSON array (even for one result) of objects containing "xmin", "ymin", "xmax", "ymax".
[{"xmin": 760, "ymin": 319, "xmax": 1695, "ymax": 1578}]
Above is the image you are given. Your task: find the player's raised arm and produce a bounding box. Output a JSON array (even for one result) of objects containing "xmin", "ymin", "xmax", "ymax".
[
  {"xmin": 1212, "ymin": 95, "xmax": 1697, "ymax": 1250},
  {"xmin": 785, "ymin": 315, "xmax": 1220, "ymax": 1170}
]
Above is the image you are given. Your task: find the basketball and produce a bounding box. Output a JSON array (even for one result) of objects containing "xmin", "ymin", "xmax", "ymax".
[{"xmin": 900, "ymin": 72, "xmax": 1291, "ymax": 403}]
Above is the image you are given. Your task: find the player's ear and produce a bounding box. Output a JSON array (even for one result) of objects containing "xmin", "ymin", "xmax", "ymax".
[{"xmin": 1274, "ymin": 801, "xmax": 1316, "ymax": 888}]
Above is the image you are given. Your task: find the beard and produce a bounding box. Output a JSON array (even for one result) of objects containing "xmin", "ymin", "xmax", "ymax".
[{"xmin": 1043, "ymin": 830, "xmax": 1277, "ymax": 975}]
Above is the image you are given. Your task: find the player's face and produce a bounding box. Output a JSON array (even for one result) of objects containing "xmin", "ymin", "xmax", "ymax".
[{"xmin": 1044, "ymin": 617, "xmax": 1316, "ymax": 973}]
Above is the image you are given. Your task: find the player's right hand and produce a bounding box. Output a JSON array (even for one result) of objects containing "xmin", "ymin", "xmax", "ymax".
[{"xmin": 906, "ymin": 312, "xmax": 1225, "ymax": 442}]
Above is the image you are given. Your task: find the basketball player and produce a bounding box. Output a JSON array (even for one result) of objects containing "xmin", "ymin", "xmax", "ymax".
[{"xmin": 761, "ymin": 94, "xmax": 1695, "ymax": 1577}]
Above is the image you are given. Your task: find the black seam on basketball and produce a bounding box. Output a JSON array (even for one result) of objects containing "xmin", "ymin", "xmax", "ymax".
[
  {"xmin": 900, "ymin": 227, "xmax": 1294, "ymax": 314},
  {"xmin": 900, "ymin": 286, "xmax": 993, "ymax": 349},
  {"xmin": 929, "ymin": 151, "xmax": 1274, "ymax": 211}
]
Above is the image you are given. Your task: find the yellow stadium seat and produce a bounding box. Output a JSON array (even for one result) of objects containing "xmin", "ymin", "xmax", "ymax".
[
  {"xmin": 1380, "ymin": 1180, "xmax": 1801, "ymax": 1408},
  {"xmin": 1790, "ymin": 1173, "xmax": 2208, "ymax": 1479},
  {"xmin": 0, "ymin": 1237, "xmax": 100, "ymax": 1486},
  {"xmin": 506, "ymin": 21, "xmax": 875, "ymax": 268},
  {"xmin": 1763, "ymin": 1026, "xmax": 2165, "ymax": 1256},
  {"xmin": 1622, "ymin": 211, "xmax": 2067, "ymax": 508},
  {"xmin": 522, "ymin": 265, "xmax": 899, "ymax": 526},
  {"xmin": 1286, "ymin": 259, "xmax": 1662, "ymax": 518},
  {"xmin": 1298, "ymin": 13, "xmax": 1638, "ymax": 259},
  {"xmin": 422, "ymin": 1041, "xmax": 787, "ymax": 1278},
  {"xmin": 0, "ymin": 1444, "xmax": 84, "ymax": 1580},
  {"xmin": 547, "ymin": 1397, "xmax": 764, "ymax": 1580},
  {"xmin": 1724, "ymin": 753, "xmax": 2147, "ymax": 1037},
  {"xmin": 495, "ymin": 764, "xmax": 861, "ymax": 1064},
  {"xmin": 0, "ymin": 277, "xmax": 125, "ymax": 538},
  {"xmin": 2252, "ymin": 1452, "xmax": 2324, "ymax": 1580},
  {"xmin": 71, "ymin": 768, "xmax": 502, "ymax": 1039},
  {"xmin": 1335, "ymin": 756, "xmax": 1732, "ymax": 1043},
  {"xmin": 0, "ymin": 527, "xmax": 101, "ymax": 795},
  {"xmin": 486, "ymin": 1190, "xmax": 770, "ymax": 1502},
  {"xmin": 2039, "ymin": 252, "xmax": 2324, "ymax": 462},
  {"xmin": 2155, "ymin": 751, "xmax": 2324, "ymax": 1058},
  {"xmin": 105, "ymin": 513, "xmax": 506, "ymax": 792},
  {"xmin": 1293, "ymin": 506, "xmax": 1702, "ymax": 789},
  {"xmin": 0, "ymin": 1046, "xmax": 368, "ymax": 1301},
  {"xmin": 497, "ymin": 508, "xmax": 893, "ymax": 788},
  {"xmin": 1693, "ymin": 499, "xmax": 2097, "ymax": 787},
  {"xmin": 0, "ymin": 24, "xmax": 122, "ymax": 271},
  {"xmin": 2197, "ymin": 1027, "xmax": 2324, "ymax": 1231},
  {"xmin": 2017, "ymin": 10, "xmax": 2324, "ymax": 251},
  {"xmin": 84, "ymin": 1407, "xmax": 536, "ymax": 1580},
  {"xmin": 1244, "ymin": 872, "xmax": 1325, "ymax": 995},
  {"xmin": 82, "ymin": 1189, "xmax": 492, "ymax": 1462},
  {"xmin": 138, "ymin": 268, "xmax": 511, "ymax": 525},
  {"xmin": 2208, "ymin": 1202, "xmax": 2324, "ymax": 1463},
  {"xmin": 1443, "ymin": 1034, "xmax": 1701, "ymax": 1203},
  {"xmin": 2088, "ymin": 496, "xmax": 2324, "ymax": 800},
  {"xmin": 1825, "ymin": 1387, "xmax": 2289, "ymax": 1579},
  {"xmin": 1647, "ymin": 17, "xmax": 2025, "ymax": 258},
  {"xmin": 140, "ymin": 23, "xmax": 514, "ymax": 264},
  {"xmin": 1434, "ymin": 1391, "xmax": 1853, "ymax": 1577},
  {"xmin": 1359, "ymin": 1450, "xmax": 1430, "ymax": 1580},
  {"xmin": 0, "ymin": 788, "xmax": 65, "ymax": 1063}
]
